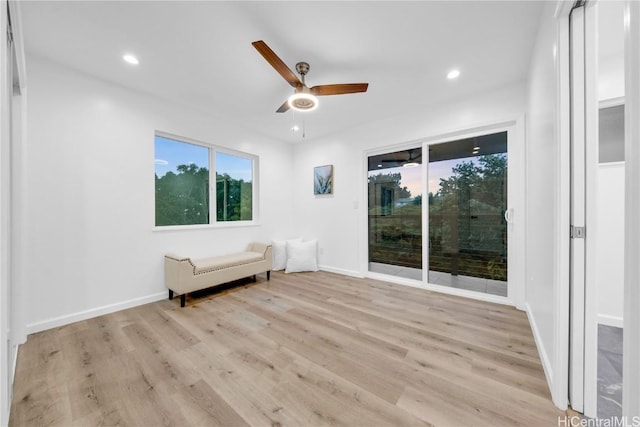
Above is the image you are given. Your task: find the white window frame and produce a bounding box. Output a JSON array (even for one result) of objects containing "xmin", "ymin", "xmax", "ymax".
[{"xmin": 153, "ymin": 131, "xmax": 259, "ymax": 230}]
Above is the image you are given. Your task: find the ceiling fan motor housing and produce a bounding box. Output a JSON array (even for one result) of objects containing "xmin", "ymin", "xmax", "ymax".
[{"xmin": 295, "ymin": 62, "xmax": 310, "ymax": 77}]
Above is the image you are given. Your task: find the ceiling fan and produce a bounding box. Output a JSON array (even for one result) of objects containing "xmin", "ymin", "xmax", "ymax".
[
  {"xmin": 252, "ymin": 40, "xmax": 369, "ymax": 113},
  {"xmin": 379, "ymin": 148, "xmax": 422, "ymax": 168}
]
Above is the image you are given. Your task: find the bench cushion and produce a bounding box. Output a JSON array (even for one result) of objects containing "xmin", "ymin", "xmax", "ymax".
[
  {"xmin": 164, "ymin": 243, "xmax": 273, "ymax": 302},
  {"xmin": 192, "ymin": 251, "xmax": 264, "ymax": 275}
]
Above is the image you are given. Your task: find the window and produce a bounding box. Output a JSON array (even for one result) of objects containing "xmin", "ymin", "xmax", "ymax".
[
  {"xmin": 216, "ymin": 152, "xmax": 253, "ymax": 222},
  {"xmin": 154, "ymin": 133, "xmax": 257, "ymax": 227}
]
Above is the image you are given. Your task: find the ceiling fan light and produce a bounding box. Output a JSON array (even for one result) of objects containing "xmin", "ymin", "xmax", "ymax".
[{"xmin": 288, "ymin": 93, "xmax": 318, "ymax": 112}]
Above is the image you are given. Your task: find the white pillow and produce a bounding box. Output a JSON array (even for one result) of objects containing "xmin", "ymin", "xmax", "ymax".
[
  {"xmin": 285, "ymin": 239, "xmax": 319, "ymax": 273},
  {"xmin": 272, "ymin": 238, "xmax": 302, "ymax": 271}
]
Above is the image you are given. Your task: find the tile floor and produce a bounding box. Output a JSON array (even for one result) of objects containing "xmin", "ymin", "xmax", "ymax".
[
  {"xmin": 368, "ymin": 262, "xmax": 422, "ymax": 280},
  {"xmin": 428, "ymin": 270, "xmax": 507, "ymax": 297},
  {"xmin": 597, "ymin": 324, "xmax": 623, "ymax": 419}
]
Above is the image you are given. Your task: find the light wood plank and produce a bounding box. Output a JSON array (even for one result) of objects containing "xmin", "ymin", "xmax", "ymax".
[{"xmin": 10, "ymin": 271, "xmax": 565, "ymax": 426}]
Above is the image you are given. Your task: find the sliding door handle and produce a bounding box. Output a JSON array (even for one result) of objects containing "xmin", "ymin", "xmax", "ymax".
[{"xmin": 504, "ymin": 208, "xmax": 513, "ymax": 223}]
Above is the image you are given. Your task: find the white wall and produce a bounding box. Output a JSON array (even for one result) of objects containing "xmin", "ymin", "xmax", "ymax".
[
  {"xmin": 525, "ymin": 1, "xmax": 568, "ymax": 409},
  {"xmin": 596, "ymin": 0, "xmax": 625, "ymax": 329},
  {"xmin": 596, "ymin": 163, "xmax": 624, "ymax": 327},
  {"xmin": 600, "ymin": 55, "xmax": 624, "ymax": 101},
  {"xmin": 598, "ymin": 0, "xmax": 625, "ymax": 102},
  {"xmin": 291, "ymin": 81, "xmax": 527, "ymax": 278},
  {"xmin": 23, "ymin": 56, "xmax": 295, "ymax": 333},
  {"xmin": 1, "ymin": 1, "xmax": 11, "ymax": 423}
]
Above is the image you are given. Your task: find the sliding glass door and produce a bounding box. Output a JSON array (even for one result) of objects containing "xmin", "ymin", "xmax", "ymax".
[
  {"xmin": 367, "ymin": 148, "xmax": 422, "ymax": 280},
  {"xmin": 427, "ymin": 132, "xmax": 508, "ymax": 296},
  {"xmin": 366, "ymin": 129, "xmax": 516, "ymax": 299}
]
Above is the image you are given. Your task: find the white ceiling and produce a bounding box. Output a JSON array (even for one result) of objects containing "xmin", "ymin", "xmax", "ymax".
[{"xmin": 20, "ymin": 1, "xmax": 545, "ymax": 143}]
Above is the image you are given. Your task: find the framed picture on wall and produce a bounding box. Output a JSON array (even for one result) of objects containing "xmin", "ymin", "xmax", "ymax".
[{"xmin": 314, "ymin": 165, "xmax": 333, "ymax": 195}]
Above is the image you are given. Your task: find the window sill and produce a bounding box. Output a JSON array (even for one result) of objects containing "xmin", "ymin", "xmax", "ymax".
[{"xmin": 153, "ymin": 221, "xmax": 261, "ymax": 232}]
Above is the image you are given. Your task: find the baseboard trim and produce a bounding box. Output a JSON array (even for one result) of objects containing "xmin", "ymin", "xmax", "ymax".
[
  {"xmin": 525, "ymin": 302, "xmax": 554, "ymax": 396},
  {"xmin": 26, "ymin": 291, "xmax": 167, "ymax": 335},
  {"xmin": 11, "ymin": 344, "xmax": 18, "ymax": 383},
  {"xmin": 597, "ymin": 314, "xmax": 624, "ymax": 328},
  {"xmin": 8, "ymin": 339, "xmax": 24, "ymax": 423},
  {"xmin": 319, "ymin": 265, "xmax": 364, "ymax": 279}
]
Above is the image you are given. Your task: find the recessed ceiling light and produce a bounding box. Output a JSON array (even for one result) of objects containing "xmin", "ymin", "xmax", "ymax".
[
  {"xmin": 123, "ymin": 54, "xmax": 139, "ymax": 65},
  {"xmin": 447, "ymin": 69, "xmax": 460, "ymax": 80},
  {"xmin": 291, "ymin": 125, "xmax": 300, "ymax": 132}
]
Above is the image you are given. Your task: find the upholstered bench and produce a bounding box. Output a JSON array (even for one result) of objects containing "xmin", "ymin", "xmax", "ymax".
[{"xmin": 164, "ymin": 242, "xmax": 272, "ymax": 307}]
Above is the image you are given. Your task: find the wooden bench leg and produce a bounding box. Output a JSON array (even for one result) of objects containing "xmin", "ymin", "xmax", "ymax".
[
  {"xmin": 267, "ymin": 271, "xmax": 271, "ymax": 280},
  {"xmin": 180, "ymin": 294, "xmax": 186, "ymax": 308},
  {"xmin": 253, "ymin": 274, "xmax": 257, "ymax": 282},
  {"xmin": 168, "ymin": 289, "xmax": 174, "ymax": 300}
]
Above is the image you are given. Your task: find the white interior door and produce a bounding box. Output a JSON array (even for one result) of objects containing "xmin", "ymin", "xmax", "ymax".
[
  {"xmin": 569, "ymin": 4, "xmax": 586, "ymax": 413},
  {"xmin": 569, "ymin": 1, "xmax": 600, "ymax": 417}
]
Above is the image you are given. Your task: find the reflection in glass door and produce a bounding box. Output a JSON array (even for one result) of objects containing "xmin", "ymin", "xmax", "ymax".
[
  {"xmin": 427, "ymin": 132, "xmax": 508, "ymax": 296},
  {"xmin": 368, "ymin": 148, "xmax": 422, "ymax": 280}
]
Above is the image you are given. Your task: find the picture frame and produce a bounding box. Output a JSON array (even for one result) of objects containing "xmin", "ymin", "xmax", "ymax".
[{"xmin": 313, "ymin": 165, "xmax": 333, "ymax": 195}]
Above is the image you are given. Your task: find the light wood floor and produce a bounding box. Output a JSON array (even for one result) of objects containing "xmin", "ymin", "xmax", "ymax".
[{"xmin": 10, "ymin": 271, "xmax": 565, "ymax": 426}]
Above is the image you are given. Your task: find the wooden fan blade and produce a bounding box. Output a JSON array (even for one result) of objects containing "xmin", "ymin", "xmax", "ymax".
[
  {"xmin": 252, "ymin": 40, "xmax": 302, "ymax": 88},
  {"xmin": 276, "ymin": 100, "xmax": 290, "ymax": 113},
  {"xmin": 310, "ymin": 83, "xmax": 369, "ymax": 96}
]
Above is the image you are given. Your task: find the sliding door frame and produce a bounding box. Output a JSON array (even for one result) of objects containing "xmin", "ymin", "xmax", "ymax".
[
  {"xmin": 362, "ymin": 116, "xmax": 525, "ymax": 310},
  {"xmin": 623, "ymin": 0, "xmax": 640, "ymax": 418},
  {"xmin": 421, "ymin": 119, "xmax": 525, "ymax": 308}
]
